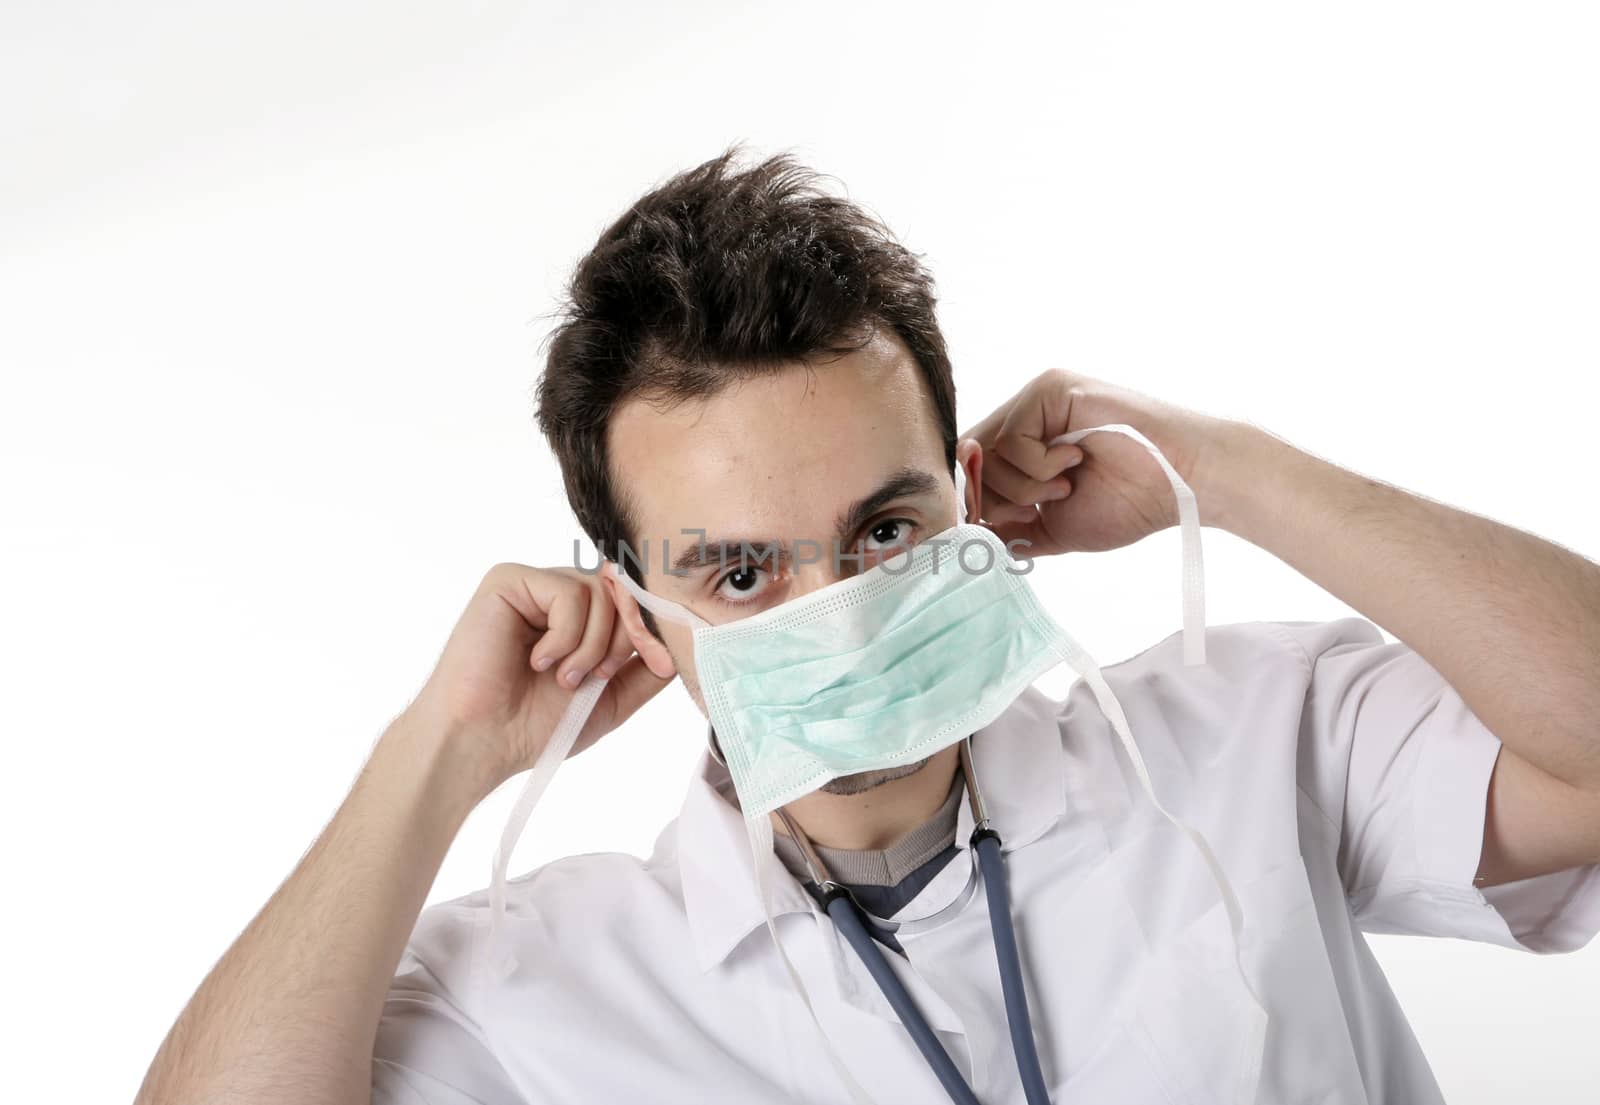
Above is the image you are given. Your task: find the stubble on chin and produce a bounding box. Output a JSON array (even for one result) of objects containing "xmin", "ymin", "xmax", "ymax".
[{"xmin": 817, "ymin": 756, "xmax": 931, "ymax": 796}]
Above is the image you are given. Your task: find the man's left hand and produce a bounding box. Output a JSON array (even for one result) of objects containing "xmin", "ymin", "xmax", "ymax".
[{"xmin": 962, "ymin": 368, "xmax": 1233, "ymax": 556}]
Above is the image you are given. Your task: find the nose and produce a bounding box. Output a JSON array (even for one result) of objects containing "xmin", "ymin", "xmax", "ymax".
[
  {"xmin": 787, "ymin": 556, "xmax": 850, "ymax": 600},
  {"xmin": 786, "ymin": 537, "xmax": 910, "ymax": 599}
]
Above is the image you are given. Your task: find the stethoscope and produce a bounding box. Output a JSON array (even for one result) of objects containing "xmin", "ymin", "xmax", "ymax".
[{"xmin": 772, "ymin": 735, "xmax": 1054, "ymax": 1105}]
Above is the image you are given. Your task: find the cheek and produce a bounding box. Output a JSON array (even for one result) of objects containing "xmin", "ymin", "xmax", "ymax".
[
  {"xmin": 678, "ymin": 666, "xmax": 712, "ymax": 725},
  {"xmin": 684, "ymin": 679, "xmax": 708, "ymax": 718},
  {"xmin": 676, "ymin": 653, "xmax": 705, "ymax": 709},
  {"xmin": 662, "ymin": 633, "xmax": 705, "ymax": 709}
]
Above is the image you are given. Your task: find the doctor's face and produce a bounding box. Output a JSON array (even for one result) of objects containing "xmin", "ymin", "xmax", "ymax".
[{"xmin": 608, "ymin": 327, "xmax": 976, "ymax": 793}]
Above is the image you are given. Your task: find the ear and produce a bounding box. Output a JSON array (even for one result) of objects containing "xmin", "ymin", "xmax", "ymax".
[
  {"xmin": 956, "ymin": 436, "xmax": 984, "ymax": 524},
  {"xmin": 600, "ymin": 561, "xmax": 678, "ymax": 680}
]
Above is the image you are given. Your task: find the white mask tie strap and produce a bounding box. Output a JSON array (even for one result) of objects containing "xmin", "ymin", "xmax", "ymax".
[
  {"xmin": 614, "ymin": 566, "xmax": 711, "ymax": 630},
  {"xmin": 484, "ymin": 560, "xmax": 705, "ymax": 979},
  {"xmin": 745, "ymin": 813, "xmax": 879, "ymax": 1104},
  {"xmin": 1047, "ymin": 424, "xmax": 1206, "ymax": 666},
  {"xmin": 955, "ymin": 459, "xmax": 970, "ymax": 525},
  {"xmin": 486, "ymin": 671, "xmax": 608, "ymax": 978}
]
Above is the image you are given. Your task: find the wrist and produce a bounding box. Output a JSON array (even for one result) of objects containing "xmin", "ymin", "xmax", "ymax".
[
  {"xmin": 378, "ymin": 708, "xmax": 506, "ymax": 823},
  {"xmin": 1189, "ymin": 419, "xmax": 1293, "ymax": 537}
]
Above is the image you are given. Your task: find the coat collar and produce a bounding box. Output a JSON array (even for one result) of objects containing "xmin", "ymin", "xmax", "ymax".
[{"xmin": 676, "ymin": 684, "xmax": 1070, "ymax": 973}]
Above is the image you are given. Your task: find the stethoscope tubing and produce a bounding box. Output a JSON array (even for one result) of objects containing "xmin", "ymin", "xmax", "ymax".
[
  {"xmin": 817, "ymin": 829, "xmax": 1053, "ymax": 1105},
  {"xmin": 823, "ymin": 886, "xmax": 983, "ymax": 1105},
  {"xmin": 791, "ymin": 734, "xmax": 1055, "ymax": 1105},
  {"xmin": 973, "ymin": 829, "xmax": 1052, "ymax": 1105}
]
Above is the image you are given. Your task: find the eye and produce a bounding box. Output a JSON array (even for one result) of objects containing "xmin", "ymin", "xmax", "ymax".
[
  {"xmin": 861, "ymin": 518, "xmax": 916, "ymax": 554},
  {"xmin": 713, "ymin": 564, "xmax": 773, "ymax": 605}
]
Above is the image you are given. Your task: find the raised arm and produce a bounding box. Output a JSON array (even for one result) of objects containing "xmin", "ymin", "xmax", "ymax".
[
  {"xmin": 1196, "ymin": 419, "xmax": 1600, "ymax": 887},
  {"xmin": 964, "ymin": 368, "xmax": 1600, "ymax": 890},
  {"xmin": 132, "ymin": 564, "xmax": 670, "ymax": 1105}
]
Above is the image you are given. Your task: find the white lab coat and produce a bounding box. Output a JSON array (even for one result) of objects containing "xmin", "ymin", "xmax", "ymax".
[{"xmin": 371, "ymin": 618, "xmax": 1600, "ymax": 1104}]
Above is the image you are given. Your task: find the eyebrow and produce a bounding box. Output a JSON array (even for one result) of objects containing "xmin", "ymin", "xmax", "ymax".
[
  {"xmin": 668, "ymin": 467, "xmax": 943, "ymax": 574},
  {"xmin": 835, "ymin": 467, "xmax": 941, "ymax": 541}
]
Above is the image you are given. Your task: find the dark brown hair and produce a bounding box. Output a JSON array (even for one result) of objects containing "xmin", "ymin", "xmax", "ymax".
[{"xmin": 534, "ymin": 142, "xmax": 958, "ymax": 572}]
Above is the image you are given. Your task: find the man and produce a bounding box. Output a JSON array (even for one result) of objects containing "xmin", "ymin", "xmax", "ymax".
[{"xmin": 135, "ymin": 146, "xmax": 1600, "ymax": 1105}]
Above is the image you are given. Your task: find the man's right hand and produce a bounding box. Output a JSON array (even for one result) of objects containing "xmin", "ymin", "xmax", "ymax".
[
  {"xmin": 134, "ymin": 561, "xmax": 671, "ymax": 1105},
  {"xmin": 404, "ymin": 563, "xmax": 676, "ymax": 795}
]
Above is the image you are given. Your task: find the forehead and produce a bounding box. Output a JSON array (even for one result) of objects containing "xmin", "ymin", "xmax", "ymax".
[{"xmin": 608, "ymin": 329, "xmax": 946, "ymax": 544}]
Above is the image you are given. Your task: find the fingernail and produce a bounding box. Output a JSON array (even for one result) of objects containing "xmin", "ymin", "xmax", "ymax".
[
  {"xmin": 564, "ymin": 668, "xmax": 587, "ymax": 687},
  {"xmin": 1040, "ymin": 484, "xmax": 1070, "ymax": 501},
  {"xmin": 534, "ymin": 656, "xmax": 553, "ymax": 672},
  {"xmin": 1062, "ymin": 450, "xmax": 1084, "ymax": 468},
  {"xmin": 596, "ymin": 660, "xmax": 617, "ymax": 678}
]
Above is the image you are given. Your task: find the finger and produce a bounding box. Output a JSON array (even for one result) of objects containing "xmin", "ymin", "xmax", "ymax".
[
  {"xmin": 996, "ymin": 385, "xmax": 1085, "ymax": 481},
  {"xmin": 527, "ymin": 584, "xmax": 590, "ymax": 674},
  {"xmin": 995, "ymin": 429, "xmax": 1083, "ymax": 484},
  {"xmin": 594, "ymin": 616, "xmax": 636, "ymax": 680},
  {"xmin": 982, "ymin": 487, "xmax": 1042, "ymax": 527},
  {"xmin": 556, "ymin": 583, "xmax": 616, "ymax": 689},
  {"xmin": 988, "ymin": 516, "xmax": 1054, "ymax": 558},
  {"xmin": 982, "ymin": 452, "xmax": 1073, "ymax": 508},
  {"xmin": 483, "ymin": 561, "xmax": 567, "ymax": 631}
]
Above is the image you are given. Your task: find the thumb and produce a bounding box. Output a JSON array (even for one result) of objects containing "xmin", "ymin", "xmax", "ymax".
[
  {"xmin": 576, "ymin": 653, "xmax": 674, "ymax": 752},
  {"xmin": 987, "ymin": 516, "xmax": 1047, "ymax": 554}
]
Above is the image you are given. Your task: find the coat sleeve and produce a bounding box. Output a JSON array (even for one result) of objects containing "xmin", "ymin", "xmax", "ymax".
[
  {"xmin": 370, "ymin": 901, "xmax": 527, "ymax": 1105},
  {"xmin": 1273, "ymin": 617, "xmax": 1600, "ymax": 953}
]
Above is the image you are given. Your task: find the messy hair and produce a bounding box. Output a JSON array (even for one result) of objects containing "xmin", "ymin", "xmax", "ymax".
[{"xmin": 534, "ymin": 142, "xmax": 958, "ymax": 571}]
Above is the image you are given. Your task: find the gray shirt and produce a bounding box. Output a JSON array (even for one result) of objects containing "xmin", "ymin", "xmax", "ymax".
[{"xmin": 771, "ymin": 772, "xmax": 964, "ymax": 952}]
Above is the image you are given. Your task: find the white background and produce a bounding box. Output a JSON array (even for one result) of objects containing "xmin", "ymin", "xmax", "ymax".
[{"xmin": 2, "ymin": 2, "xmax": 1596, "ymax": 1101}]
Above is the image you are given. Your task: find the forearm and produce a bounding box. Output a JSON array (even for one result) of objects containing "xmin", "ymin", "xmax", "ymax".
[
  {"xmin": 1201, "ymin": 421, "xmax": 1600, "ymax": 791},
  {"xmin": 134, "ymin": 714, "xmax": 498, "ymax": 1105}
]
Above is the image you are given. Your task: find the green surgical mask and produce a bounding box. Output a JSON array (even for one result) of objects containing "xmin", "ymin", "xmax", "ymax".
[
  {"xmin": 614, "ymin": 445, "xmax": 1201, "ymax": 819},
  {"xmin": 682, "ymin": 518, "xmax": 1073, "ymax": 814}
]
